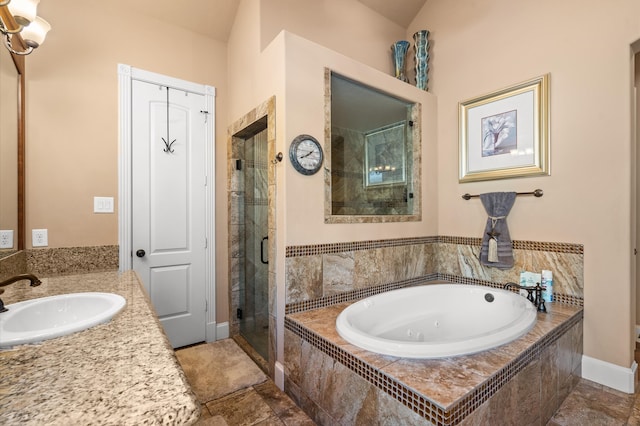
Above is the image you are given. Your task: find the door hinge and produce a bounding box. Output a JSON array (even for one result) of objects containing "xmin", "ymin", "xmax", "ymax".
[
  {"xmin": 205, "ymin": 237, "xmax": 208, "ymax": 249},
  {"xmin": 205, "ymin": 300, "xmax": 208, "ymax": 312},
  {"xmin": 200, "ymin": 110, "xmax": 209, "ymax": 124}
]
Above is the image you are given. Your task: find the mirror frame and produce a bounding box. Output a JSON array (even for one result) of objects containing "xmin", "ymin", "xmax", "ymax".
[
  {"xmin": 324, "ymin": 68, "xmax": 422, "ymax": 224},
  {"xmin": 11, "ymin": 51, "xmax": 24, "ymax": 250}
]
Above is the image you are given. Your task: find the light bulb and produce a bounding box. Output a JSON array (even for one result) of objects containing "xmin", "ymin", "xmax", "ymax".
[{"xmin": 8, "ymin": 0, "xmax": 39, "ymax": 26}]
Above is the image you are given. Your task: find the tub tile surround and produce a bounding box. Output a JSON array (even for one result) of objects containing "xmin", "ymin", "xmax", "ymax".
[
  {"xmin": 285, "ymin": 298, "xmax": 583, "ymax": 425},
  {"xmin": 286, "ymin": 236, "xmax": 584, "ymax": 307},
  {"xmin": 284, "ymin": 236, "xmax": 584, "ymax": 425}
]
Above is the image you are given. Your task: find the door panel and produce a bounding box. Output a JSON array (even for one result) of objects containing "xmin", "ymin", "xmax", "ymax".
[
  {"xmin": 132, "ymin": 80, "xmax": 206, "ymax": 348},
  {"xmin": 150, "ymin": 265, "xmax": 190, "ymax": 316}
]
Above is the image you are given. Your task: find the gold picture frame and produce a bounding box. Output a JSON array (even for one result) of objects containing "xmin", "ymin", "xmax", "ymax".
[{"xmin": 459, "ymin": 74, "xmax": 550, "ymax": 182}]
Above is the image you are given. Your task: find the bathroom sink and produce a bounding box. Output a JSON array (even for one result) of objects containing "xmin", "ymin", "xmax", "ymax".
[{"xmin": 0, "ymin": 292, "xmax": 126, "ymax": 348}]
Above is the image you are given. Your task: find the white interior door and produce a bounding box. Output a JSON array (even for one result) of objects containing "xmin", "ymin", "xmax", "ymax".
[{"xmin": 132, "ymin": 80, "xmax": 207, "ymax": 348}]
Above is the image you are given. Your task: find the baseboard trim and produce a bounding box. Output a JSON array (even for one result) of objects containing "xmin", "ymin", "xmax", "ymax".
[
  {"xmin": 216, "ymin": 322, "xmax": 229, "ymax": 340},
  {"xmin": 582, "ymin": 355, "xmax": 637, "ymax": 394},
  {"xmin": 275, "ymin": 361, "xmax": 285, "ymax": 390},
  {"xmin": 206, "ymin": 321, "xmax": 229, "ymax": 342}
]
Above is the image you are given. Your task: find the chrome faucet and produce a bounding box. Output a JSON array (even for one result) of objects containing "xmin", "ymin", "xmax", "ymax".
[
  {"xmin": 503, "ymin": 281, "xmax": 547, "ymax": 313},
  {"xmin": 0, "ymin": 274, "xmax": 42, "ymax": 313}
]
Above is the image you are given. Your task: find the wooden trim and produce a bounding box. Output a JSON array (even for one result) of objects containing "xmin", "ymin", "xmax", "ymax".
[{"xmin": 8, "ymin": 48, "xmax": 25, "ymax": 250}]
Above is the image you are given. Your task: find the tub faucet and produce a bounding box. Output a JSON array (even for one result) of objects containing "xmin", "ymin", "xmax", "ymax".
[
  {"xmin": 503, "ymin": 282, "xmax": 546, "ymax": 313},
  {"xmin": 0, "ymin": 274, "xmax": 42, "ymax": 313}
]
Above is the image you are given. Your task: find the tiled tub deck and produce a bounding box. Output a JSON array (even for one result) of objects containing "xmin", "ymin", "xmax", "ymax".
[{"xmin": 284, "ymin": 281, "xmax": 583, "ymax": 426}]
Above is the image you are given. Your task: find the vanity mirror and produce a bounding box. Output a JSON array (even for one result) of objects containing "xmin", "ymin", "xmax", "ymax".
[
  {"xmin": 325, "ymin": 70, "xmax": 421, "ymax": 223},
  {"xmin": 0, "ymin": 45, "xmax": 24, "ymax": 257}
]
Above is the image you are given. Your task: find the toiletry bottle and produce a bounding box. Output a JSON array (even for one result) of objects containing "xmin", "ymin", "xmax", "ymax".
[
  {"xmin": 541, "ymin": 270, "xmax": 553, "ymax": 302},
  {"xmin": 518, "ymin": 271, "xmax": 528, "ymax": 297}
]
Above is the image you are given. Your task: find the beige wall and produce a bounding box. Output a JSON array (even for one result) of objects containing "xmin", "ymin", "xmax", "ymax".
[
  {"xmin": 260, "ymin": 0, "xmax": 405, "ymax": 76},
  {"xmin": 0, "ymin": 47, "xmax": 18, "ymax": 235},
  {"xmin": 27, "ymin": 1, "xmax": 229, "ymax": 320},
  {"xmin": 21, "ymin": 0, "xmax": 640, "ymax": 372},
  {"xmin": 411, "ymin": 0, "xmax": 640, "ymax": 368},
  {"xmin": 228, "ymin": 0, "xmax": 407, "ymax": 122},
  {"xmin": 282, "ymin": 32, "xmax": 438, "ymax": 244}
]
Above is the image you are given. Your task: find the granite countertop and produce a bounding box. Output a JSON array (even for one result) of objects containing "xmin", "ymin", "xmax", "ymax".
[{"xmin": 0, "ymin": 270, "xmax": 200, "ymax": 425}]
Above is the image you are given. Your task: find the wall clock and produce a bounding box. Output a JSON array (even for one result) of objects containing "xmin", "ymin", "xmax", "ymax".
[{"xmin": 289, "ymin": 134, "xmax": 323, "ymax": 175}]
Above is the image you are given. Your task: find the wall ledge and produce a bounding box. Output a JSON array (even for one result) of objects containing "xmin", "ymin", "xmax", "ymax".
[{"xmin": 582, "ymin": 355, "xmax": 637, "ymax": 394}]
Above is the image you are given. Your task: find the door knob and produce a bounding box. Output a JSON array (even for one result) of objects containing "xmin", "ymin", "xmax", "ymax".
[{"xmin": 136, "ymin": 249, "xmax": 146, "ymax": 258}]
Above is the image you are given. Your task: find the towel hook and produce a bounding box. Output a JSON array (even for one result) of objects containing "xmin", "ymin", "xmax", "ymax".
[{"xmin": 161, "ymin": 86, "xmax": 177, "ymax": 154}]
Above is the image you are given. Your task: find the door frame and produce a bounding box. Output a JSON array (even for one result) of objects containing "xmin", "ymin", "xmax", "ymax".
[{"xmin": 117, "ymin": 64, "xmax": 217, "ymax": 342}]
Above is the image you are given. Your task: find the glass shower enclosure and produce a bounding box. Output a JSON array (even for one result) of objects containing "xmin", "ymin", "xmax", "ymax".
[{"xmin": 238, "ymin": 128, "xmax": 269, "ymax": 361}]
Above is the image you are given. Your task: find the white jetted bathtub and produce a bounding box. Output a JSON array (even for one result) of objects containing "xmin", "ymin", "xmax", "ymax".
[{"xmin": 336, "ymin": 284, "xmax": 537, "ymax": 358}]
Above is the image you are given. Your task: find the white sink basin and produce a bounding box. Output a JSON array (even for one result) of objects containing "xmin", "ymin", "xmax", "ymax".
[{"xmin": 0, "ymin": 292, "xmax": 126, "ymax": 348}]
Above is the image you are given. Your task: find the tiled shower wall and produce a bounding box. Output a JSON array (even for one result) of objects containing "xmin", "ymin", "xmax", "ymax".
[
  {"xmin": 285, "ymin": 236, "xmax": 583, "ymax": 308},
  {"xmin": 331, "ymin": 125, "xmax": 413, "ymax": 216}
]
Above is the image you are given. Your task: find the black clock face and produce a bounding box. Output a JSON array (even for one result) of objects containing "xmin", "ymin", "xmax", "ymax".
[{"xmin": 289, "ymin": 135, "xmax": 323, "ymax": 175}]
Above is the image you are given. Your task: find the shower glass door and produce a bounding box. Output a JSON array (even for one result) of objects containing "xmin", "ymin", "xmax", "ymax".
[{"xmin": 239, "ymin": 128, "xmax": 269, "ymax": 360}]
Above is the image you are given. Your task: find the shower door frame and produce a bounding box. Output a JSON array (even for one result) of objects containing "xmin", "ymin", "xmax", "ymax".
[{"xmin": 227, "ymin": 97, "xmax": 277, "ymax": 378}]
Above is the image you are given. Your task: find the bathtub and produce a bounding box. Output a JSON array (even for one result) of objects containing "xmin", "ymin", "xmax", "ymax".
[{"xmin": 336, "ymin": 283, "xmax": 537, "ymax": 358}]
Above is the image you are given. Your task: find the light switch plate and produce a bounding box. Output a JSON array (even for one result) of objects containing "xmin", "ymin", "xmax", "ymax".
[
  {"xmin": 0, "ymin": 230, "xmax": 13, "ymax": 249},
  {"xmin": 94, "ymin": 196, "xmax": 114, "ymax": 213},
  {"xmin": 32, "ymin": 229, "xmax": 48, "ymax": 247}
]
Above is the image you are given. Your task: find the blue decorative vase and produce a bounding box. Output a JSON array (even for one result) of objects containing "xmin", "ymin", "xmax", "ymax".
[
  {"xmin": 391, "ymin": 40, "xmax": 410, "ymax": 82},
  {"xmin": 413, "ymin": 30, "xmax": 429, "ymax": 91}
]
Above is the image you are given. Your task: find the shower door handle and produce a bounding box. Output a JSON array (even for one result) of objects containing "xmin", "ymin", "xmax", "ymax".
[{"xmin": 260, "ymin": 236, "xmax": 268, "ymax": 264}]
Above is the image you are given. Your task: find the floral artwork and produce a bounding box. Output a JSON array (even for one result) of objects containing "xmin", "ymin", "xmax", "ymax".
[
  {"xmin": 481, "ymin": 110, "xmax": 517, "ymax": 157},
  {"xmin": 458, "ymin": 74, "xmax": 550, "ymax": 182}
]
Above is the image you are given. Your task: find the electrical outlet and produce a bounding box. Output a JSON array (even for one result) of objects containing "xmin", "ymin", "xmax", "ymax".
[
  {"xmin": 94, "ymin": 196, "xmax": 114, "ymax": 213},
  {"xmin": 0, "ymin": 230, "xmax": 13, "ymax": 249},
  {"xmin": 32, "ymin": 229, "xmax": 48, "ymax": 247}
]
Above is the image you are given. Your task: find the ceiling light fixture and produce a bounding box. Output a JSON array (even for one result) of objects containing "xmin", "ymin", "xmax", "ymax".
[{"xmin": 0, "ymin": 0, "xmax": 50, "ymax": 55}]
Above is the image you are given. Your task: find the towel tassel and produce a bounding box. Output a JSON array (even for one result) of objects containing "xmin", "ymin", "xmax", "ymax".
[
  {"xmin": 488, "ymin": 238, "xmax": 499, "ymax": 262},
  {"xmin": 487, "ymin": 215, "xmax": 505, "ymax": 263}
]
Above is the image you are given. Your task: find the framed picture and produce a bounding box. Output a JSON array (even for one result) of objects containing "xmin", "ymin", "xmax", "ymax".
[
  {"xmin": 459, "ymin": 74, "xmax": 550, "ymax": 182},
  {"xmin": 364, "ymin": 122, "xmax": 406, "ymax": 187}
]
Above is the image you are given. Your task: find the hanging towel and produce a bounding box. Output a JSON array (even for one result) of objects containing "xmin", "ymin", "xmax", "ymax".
[{"xmin": 479, "ymin": 192, "xmax": 517, "ymax": 269}]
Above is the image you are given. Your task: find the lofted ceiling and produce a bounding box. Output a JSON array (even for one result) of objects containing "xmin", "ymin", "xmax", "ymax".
[
  {"xmin": 118, "ymin": 0, "xmax": 427, "ymax": 42},
  {"xmin": 358, "ymin": 0, "xmax": 428, "ymax": 27}
]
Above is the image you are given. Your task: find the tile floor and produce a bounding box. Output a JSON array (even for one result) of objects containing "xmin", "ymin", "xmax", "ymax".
[
  {"xmin": 175, "ymin": 339, "xmax": 314, "ymax": 425},
  {"xmin": 176, "ymin": 339, "xmax": 640, "ymax": 425}
]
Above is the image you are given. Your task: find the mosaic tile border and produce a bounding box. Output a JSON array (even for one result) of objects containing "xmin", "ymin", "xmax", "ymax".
[
  {"xmin": 285, "ymin": 273, "xmax": 438, "ymax": 314},
  {"xmin": 245, "ymin": 197, "xmax": 268, "ymax": 206},
  {"xmin": 285, "ymin": 273, "xmax": 583, "ymax": 315},
  {"xmin": 285, "ymin": 309, "xmax": 583, "ymax": 426},
  {"xmin": 437, "ymin": 273, "xmax": 584, "ymax": 307},
  {"xmin": 286, "ymin": 236, "xmax": 584, "ymax": 257},
  {"xmin": 286, "ymin": 237, "xmax": 438, "ymax": 257}
]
